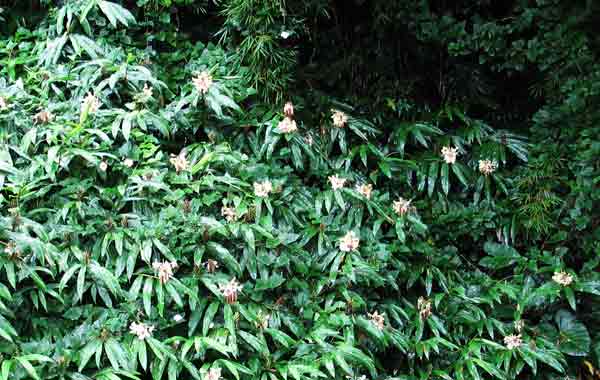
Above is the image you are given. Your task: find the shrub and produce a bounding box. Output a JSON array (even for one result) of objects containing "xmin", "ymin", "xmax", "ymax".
[{"xmin": 0, "ymin": 1, "xmax": 598, "ymax": 380}]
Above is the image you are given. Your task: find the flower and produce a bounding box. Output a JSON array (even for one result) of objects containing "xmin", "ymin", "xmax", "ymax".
[
  {"xmin": 552, "ymin": 271, "xmax": 573, "ymax": 286},
  {"xmin": 205, "ymin": 367, "xmax": 222, "ymax": 380},
  {"xmin": 81, "ymin": 93, "xmax": 101, "ymax": 114},
  {"xmin": 142, "ymin": 83, "xmax": 153, "ymax": 98},
  {"xmin": 418, "ymin": 297, "xmax": 432, "ymax": 319},
  {"xmin": 368, "ymin": 310, "xmax": 385, "ymax": 331},
  {"xmin": 356, "ymin": 183, "xmax": 373, "ymax": 199},
  {"xmin": 478, "ymin": 159, "xmax": 498, "ymax": 175},
  {"xmin": 280, "ymin": 31, "xmax": 291, "ymax": 39},
  {"xmin": 205, "ymin": 259, "xmax": 219, "ymax": 273},
  {"xmin": 173, "ymin": 314, "xmax": 184, "ymax": 322},
  {"xmin": 219, "ymin": 278, "xmax": 243, "ymax": 304},
  {"xmin": 331, "ymin": 109, "xmax": 348, "ymax": 128},
  {"xmin": 123, "ymin": 158, "xmax": 134, "ymax": 168},
  {"xmin": 254, "ymin": 180, "xmax": 273, "ymax": 198},
  {"xmin": 393, "ymin": 197, "xmax": 411, "ymax": 216},
  {"xmin": 328, "ymin": 175, "xmax": 347, "ymax": 190},
  {"xmin": 283, "ymin": 101, "xmax": 294, "ymax": 117},
  {"xmin": 4, "ymin": 242, "xmax": 16, "ymax": 255},
  {"xmin": 129, "ymin": 322, "xmax": 154, "ymax": 340},
  {"xmin": 441, "ymin": 146, "xmax": 458, "ymax": 164},
  {"xmin": 221, "ymin": 205, "xmax": 237, "ymax": 222},
  {"xmin": 514, "ymin": 319, "xmax": 525, "ymax": 332},
  {"xmin": 339, "ymin": 231, "xmax": 360, "ymax": 252},
  {"xmin": 277, "ymin": 117, "xmax": 298, "ymax": 133},
  {"xmin": 503, "ymin": 334, "xmax": 522, "ymax": 349},
  {"xmin": 99, "ymin": 161, "xmax": 108, "ymax": 172},
  {"xmin": 0, "ymin": 96, "xmax": 7, "ymax": 110},
  {"xmin": 305, "ymin": 134, "xmax": 313, "ymax": 146},
  {"xmin": 33, "ymin": 110, "xmax": 54, "ymax": 124},
  {"xmin": 152, "ymin": 261, "xmax": 178, "ymax": 284},
  {"xmin": 170, "ymin": 153, "xmax": 189, "ymax": 173},
  {"xmin": 256, "ymin": 312, "xmax": 270, "ymax": 329},
  {"xmin": 193, "ymin": 71, "xmax": 213, "ymax": 94}
]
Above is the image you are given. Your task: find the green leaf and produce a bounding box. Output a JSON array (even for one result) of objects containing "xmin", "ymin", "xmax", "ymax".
[
  {"xmin": 97, "ymin": 0, "xmax": 136, "ymax": 28},
  {"xmin": 15, "ymin": 357, "xmax": 39, "ymax": 380},
  {"xmin": 79, "ymin": 339, "xmax": 102, "ymax": 371},
  {"xmin": 555, "ymin": 310, "xmax": 590, "ymax": 356},
  {"xmin": 143, "ymin": 277, "xmax": 153, "ymax": 317},
  {"xmin": 239, "ymin": 330, "xmax": 269, "ymax": 356}
]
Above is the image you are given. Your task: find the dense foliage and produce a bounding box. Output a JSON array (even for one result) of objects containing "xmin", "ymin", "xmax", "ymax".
[{"xmin": 0, "ymin": 1, "xmax": 599, "ymax": 380}]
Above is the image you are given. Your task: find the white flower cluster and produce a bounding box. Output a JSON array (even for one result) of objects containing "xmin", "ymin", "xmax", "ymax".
[
  {"xmin": 205, "ymin": 259, "xmax": 219, "ymax": 273},
  {"xmin": 441, "ymin": 146, "xmax": 458, "ymax": 164},
  {"xmin": 478, "ymin": 159, "xmax": 498, "ymax": 175},
  {"xmin": 205, "ymin": 367, "xmax": 222, "ymax": 380},
  {"xmin": 33, "ymin": 110, "xmax": 54, "ymax": 124},
  {"xmin": 81, "ymin": 93, "xmax": 101, "ymax": 114},
  {"xmin": 368, "ymin": 310, "xmax": 385, "ymax": 331},
  {"xmin": 339, "ymin": 231, "xmax": 360, "ymax": 252},
  {"xmin": 277, "ymin": 117, "xmax": 298, "ymax": 133},
  {"xmin": 552, "ymin": 271, "xmax": 573, "ymax": 286},
  {"xmin": 129, "ymin": 322, "xmax": 154, "ymax": 340},
  {"xmin": 331, "ymin": 109, "xmax": 348, "ymax": 128},
  {"xmin": 328, "ymin": 175, "xmax": 347, "ymax": 190},
  {"xmin": 254, "ymin": 180, "xmax": 273, "ymax": 197},
  {"xmin": 221, "ymin": 205, "xmax": 237, "ymax": 222},
  {"xmin": 219, "ymin": 278, "xmax": 243, "ymax": 304},
  {"xmin": 417, "ymin": 297, "xmax": 432, "ymax": 319},
  {"xmin": 356, "ymin": 183, "xmax": 373, "ymax": 199},
  {"xmin": 152, "ymin": 261, "xmax": 178, "ymax": 284},
  {"xmin": 503, "ymin": 334, "xmax": 522, "ymax": 349},
  {"xmin": 393, "ymin": 197, "xmax": 411, "ymax": 216},
  {"xmin": 170, "ymin": 153, "xmax": 189, "ymax": 173},
  {"xmin": 193, "ymin": 71, "xmax": 213, "ymax": 94}
]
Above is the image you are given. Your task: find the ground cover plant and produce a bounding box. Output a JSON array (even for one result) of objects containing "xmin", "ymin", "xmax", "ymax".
[{"xmin": 0, "ymin": 1, "xmax": 599, "ymax": 380}]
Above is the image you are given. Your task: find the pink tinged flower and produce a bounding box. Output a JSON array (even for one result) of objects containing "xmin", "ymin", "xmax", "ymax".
[
  {"xmin": 193, "ymin": 71, "xmax": 213, "ymax": 94},
  {"xmin": 277, "ymin": 117, "xmax": 298, "ymax": 133},
  {"xmin": 328, "ymin": 175, "xmax": 347, "ymax": 190},
  {"xmin": 393, "ymin": 197, "xmax": 411, "ymax": 216},
  {"xmin": 418, "ymin": 297, "xmax": 432, "ymax": 319},
  {"xmin": 441, "ymin": 146, "xmax": 458, "ymax": 164},
  {"xmin": 478, "ymin": 159, "xmax": 498, "ymax": 175},
  {"xmin": 129, "ymin": 322, "xmax": 155, "ymax": 340},
  {"xmin": 33, "ymin": 110, "xmax": 54, "ymax": 124},
  {"xmin": 356, "ymin": 183, "xmax": 373, "ymax": 199},
  {"xmin": 503, "ymin": 334, "xmax": 522, "ymax": 349},
  {"xmin": 173, "ymin": 314, "xmax": 184, "ymax": 323},
  {"xmin": 205, "ymin": 259, "xmax": 219, "ymax": 273},
  {"xmin": 205, "ymin": 367, "xmax": 222, "ymax": 380},
  {"xmin": 331, "ymin": 109, "xmax": 348, "ymax": 128},
  {"xmin": 170, "ymin": 153, "xmax": 189, "ymax": 173},
  {"xmin": 283, "ymin": 101, "xmax": 294, "ymax": 117},
  {"xmin": 219, "ymin": 278, "xmax": 243, "ymax": 304},
  {"xmin": 339, "ymin": 231, "xmax": 360, "ymax": 252},
  {"xmin": 552, "ymin": 271, "xmax": 573, "ymax": 286},
  {"xmin": 254, "ymin": 181, "xmax": 273, "ymax": 197},
  {"xmin": 221, "ymin": 205, "xmax": 237, "ymax": 222},
  {"xmin": 124, "ymin": 158, "xmax": 134, "ymax": 168},
  {"xmin": 142, "ymin": 83, "xmax": 153, "ymax": 98},
  {"xmin": 152, "ymin": 261, "xmax": 178, "ymax": 284},
  {"xmin": 368, "ymin": 311, "xmax": 385, "ymax": 331},
  {"xmin": 81, "ymin": 93, "xmax": 101, "ymax": 114},
  {"xmin": 99, "ymin": 161, "xmax": 108, "ymax": 172},
  {"xmin": 4, "ymin": 242, "xmax": 16, "ymax": 255},
  {"xmin": 514, "ymin": 319, "xmax": 525, "ymax": 332}
]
